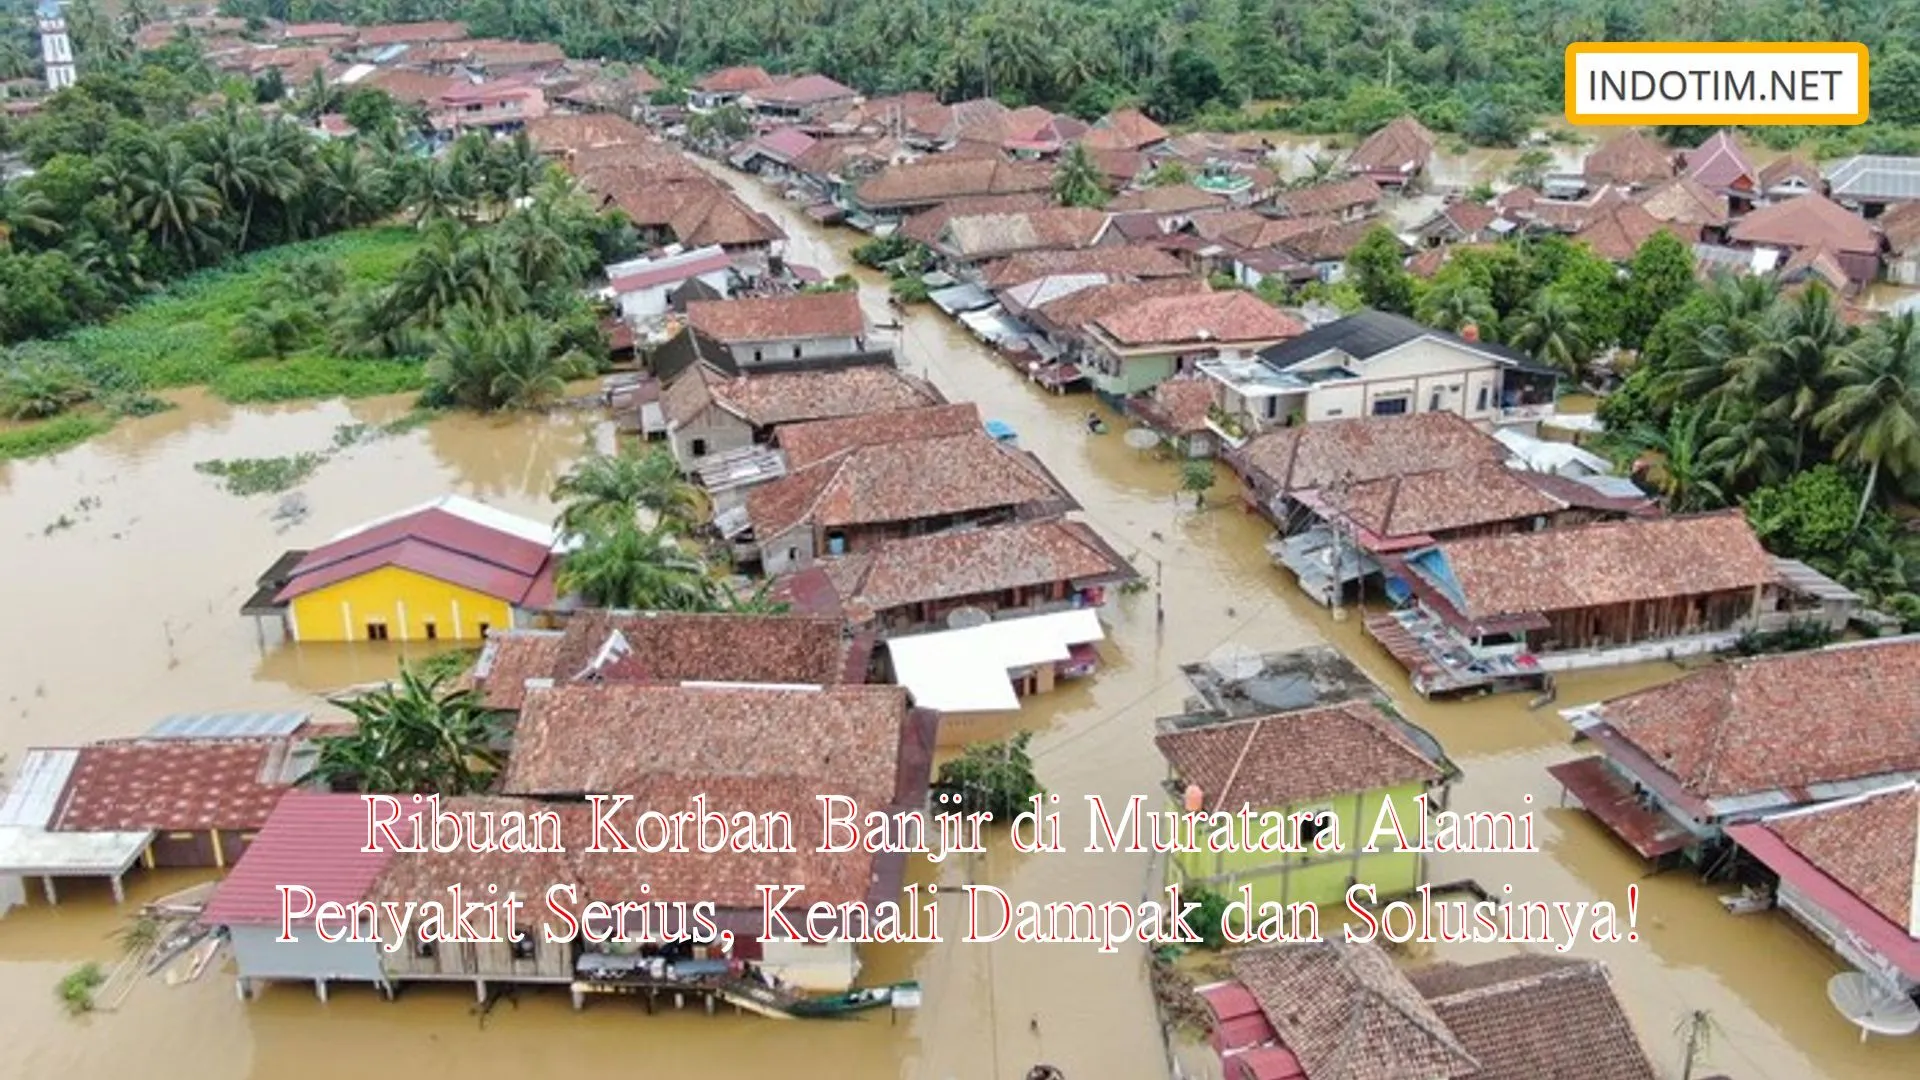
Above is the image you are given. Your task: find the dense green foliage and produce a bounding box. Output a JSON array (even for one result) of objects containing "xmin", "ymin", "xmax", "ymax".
[
  {"xmin": 307, "ymin": 669, "xmax": 507, "ymax": 794},
  {"xmin": 935, "ymin": 732, "xmax": 1043, "ymax": 820},
  {"xmin": 201, "ymin": 0, "xmax": 1920, "ymax": 142}
]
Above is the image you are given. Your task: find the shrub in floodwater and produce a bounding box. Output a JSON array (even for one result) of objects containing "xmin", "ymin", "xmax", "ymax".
[
  {"xmin": 934, "ymin": 732, "xmax": 1043, "ymax": 820},
  {"xmin": 0, "ymin": 412, "xmax": 114, "ymax": 461},
  {"xmin": 193, "ymin": 454, "xmax": 326, "ymax": 496},
  {"xmin": 57, "ymin": 963, "xmax": 104, "ymax": 1015}
]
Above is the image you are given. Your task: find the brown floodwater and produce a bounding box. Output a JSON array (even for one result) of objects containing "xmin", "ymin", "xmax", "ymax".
[{"xmin": 1, "ymin": 165, "xmax": 1915, "ymax": 1080}]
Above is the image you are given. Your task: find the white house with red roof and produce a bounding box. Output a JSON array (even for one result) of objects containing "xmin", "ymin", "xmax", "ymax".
[
  {"xmin": 243, "ymin": 495, "xmax": 566, "ymax": 644},
  {"xmin": 605, "ymin": 244, "xmax": 734, "ymax": 321}
]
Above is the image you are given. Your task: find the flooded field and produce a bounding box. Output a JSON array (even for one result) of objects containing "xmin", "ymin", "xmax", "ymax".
[{"xmin": 0, "ymin": 167, "xmax": 1916, "ymax": 1080}]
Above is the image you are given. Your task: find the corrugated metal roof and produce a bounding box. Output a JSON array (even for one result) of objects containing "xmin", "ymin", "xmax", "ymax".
[
  {"xmin": 0, "ymin": 749, "xmax": 78, "ymax": 828},
  {"xmin": 203, "ymin": 792, "xmax": 419, "ymax": 927},
  {"xmin": 144, "ymin": 711, "xmax": 309, "ymax": 740}
]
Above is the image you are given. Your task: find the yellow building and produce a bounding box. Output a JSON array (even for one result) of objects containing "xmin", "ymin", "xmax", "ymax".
[
  {"xmin": 244, "ymin": 496, "xmax": 562, "ymax": 644},
  {"xmin": 1153, "ymin": 700, "xmax": 1451, "ymax": 917}
]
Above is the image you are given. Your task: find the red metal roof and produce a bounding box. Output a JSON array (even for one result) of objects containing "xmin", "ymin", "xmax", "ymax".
[
  {"xmin": 53, "ymin": 740, "xmax": 292, "ymax": 832},
  {"xmin": 1547, "ymin": 756, "xmax": 1695, "ymax": 858},
  {"xmin": 276, "ymin": 507, "xmax": 557, "ymax": 607},
  {"xmin": 203, "ymin": 792, "xmax": 423, "ymax": 927},
  {"xmin": 1728, "ymin": 821, "xmax": 1920, "ymax": 980},
  {"xmin": 610, "ymin": 249, "xmax": 732, "ymax": 293}
]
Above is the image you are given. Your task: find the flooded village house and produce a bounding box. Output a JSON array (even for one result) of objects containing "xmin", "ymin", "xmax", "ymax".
[
  {"xmin": 1154, "ymin": 695, "xmax": 1450, "ymax": 913},
  {"xmin": 463, "ymin": 610, "xmax": 873, "ymax": 712},
  {"xmin": 204, "ymin": 683, "xmax": 936, "ymax": 1002},
  {"xmin": 1200, "ymin": 940, "xmax": 1659, "ymax": 1080},
  {"xmin": 1199, "ymin": 311, "xmax": 1560, "ymax": 438},
  {"xmin": 244, "ymin": 495, "xmax": 563, "ymax": 644},
  {"xmin": 1552, "ymin": 636, "xmax": 1920, "ymax": 869},
  {"xmin": 0, "ymin": 713, "xmax": 312, "ymax": 909},
  {"xmin": 1082, "ymin": 290, "xmax": 1304, "ymax": 401},
  {"xmin": 661, "ymin": 360, "xmax": 937, "ymax": 472},
  {"xmin": 739, "ymin": 429, "xmax": 1074, "ymax": 575},
  {"xmin": 1364, "ymin": 512, "xmax": 1803, "ymax": 698}
]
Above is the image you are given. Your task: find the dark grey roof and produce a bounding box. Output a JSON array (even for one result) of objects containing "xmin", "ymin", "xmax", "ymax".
[
  {"xmin": 1256, "ymin": 309, "xmax": 1554, "ymax": 376},
  {"xmin": 648, "ymin": 326, "xmax": 731, "ymax": 382},
  {"xmin": 1825, "ymin": 155, "xmax": 1920, "ymax": 202}
]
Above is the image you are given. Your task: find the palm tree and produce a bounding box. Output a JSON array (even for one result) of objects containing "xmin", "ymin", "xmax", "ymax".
[
  {"xmin": 231, "ymin": 303, "xmax": 320, "ymax": 360},
  {"xmin": 1621, "ymin": 407, "xmax": 1727, "ymax": 512},
  {"xmin": 124, "ymin": 140, "xmax": 225, "ymax": 259},
  {"xmin": 487, "ymin": 131, "xmax": 550, "ymax": 205},
  {"xmin": 1506, "ymin": 288, "xmax": 1589, "ymax": 377},
  {"xmin": 556, "ymin": 518, "xmax": 716, "ymax": 610},
  {"xmin": 306, "ymin": 669, "xmax": 505, "ymax": 795},
  {"xmin": 553, "ymin": 446, "xmax": 704, "ymax": 534},
  {"xmin": 1652, "ymin": 272, "xmax": 1781, "ymax": 413},
  {"xmin": 1817, "ymin": 312, "xmax": 1920, "ymax": 528},
  {"xmin": 195, "ymin": 110, "xmax": 301, "ymax": 251},
  {"xmin": 427, "ymin": 308, "xmax": 573, "ymax": 411},
  {"xmin": 1416, "ymin": 278, "xmax": 1497, "ymax": 335},
  {"xmin": 0, "ymin": 185, "xmax": 62, "ymax": 250},
  {"xmin": 1051, "ymin": 143, "xmax": 1107, "ymax": 208},
  {"xmin": 407, "ymin": 156, "xmax": 466, "ymax": 226},
  {"xmin": 1734, "ymin": 283, "xmax": 1850, "ymax": 469}
]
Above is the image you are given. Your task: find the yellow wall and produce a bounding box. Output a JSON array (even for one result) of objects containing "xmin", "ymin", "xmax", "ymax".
[
  {"xmin": 288, "ymin": 565, "xmax": 515, "ymax": 643},
  {"xmin": 1165, "ymin": 782, "xmax": 1430, "ymax": 912}
]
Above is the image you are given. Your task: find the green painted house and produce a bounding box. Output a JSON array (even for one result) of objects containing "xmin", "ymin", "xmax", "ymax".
[
  {"xmin": 1083, "ymin": 291, "xmax": 1302, "ymax": 401},
  {"xmin": 1153, "ymin": 699, "xmax": 1451, "ymax": 914}
]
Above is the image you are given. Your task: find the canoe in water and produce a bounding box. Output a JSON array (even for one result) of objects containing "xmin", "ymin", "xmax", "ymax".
[{"xmin": 788, "ymin": 980, "xmax": 918, "ymax": 1018}]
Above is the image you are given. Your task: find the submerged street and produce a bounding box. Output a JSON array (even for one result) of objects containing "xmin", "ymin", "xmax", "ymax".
[{"xmin": 0, "ymin": 165, "xmax": 1914, "ymax": 1080}]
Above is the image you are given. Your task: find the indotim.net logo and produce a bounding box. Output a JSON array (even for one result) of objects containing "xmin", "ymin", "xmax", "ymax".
[{"xmin": 1566, "ymin": 42, "xmax": 1868, "ymax": 126}]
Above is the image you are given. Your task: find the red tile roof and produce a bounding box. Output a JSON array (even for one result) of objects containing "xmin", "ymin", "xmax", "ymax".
[
  {"xmin": 753, "ymin": 73, "xmax": 857, "ymax": 106},
  {"xmin": 1635, "ymin": 176, "xmax": 1730, "ymax": 229},
  {"xmin": 898, "ymin": 192, "xmax": 1056, "ymax": 247},
  {"xmin": 697, "ymin": 65, "xmax": 774, "ymax": 94},
  {"xmin": 746, "ymin": 432, "xmax": 1066, "ymax": 539},
  {"xmin": 523, "ymin": 113, "xmax": 646, "ymax": 155},
  {"xmin": 1156, "ymin": 701, "xmax": 1444, "ymax": 811},
  {"xmin": 609, "ymin": 248, "xmax": 732, "ymax": 293},
  {"xmin": 687, "ymin": 291, "xmax": 863, "ymax": 343},
  {"xmin": 1756, "ymin": 783, "xmax": 1919, "ymax": 933},
  {"xmin": 1436, "ymin": 511, "xmax": 1777, "ymax": 622},
  {"xmin": 1685, "ymin": 130, "xmax": 1759, "ymax": 191},
  {"xmin": 775, "ymin": 403, "xmax": 983, "ymax": 469},
  {"xmin": 1584, "ymin": 130, "xmax": 1676, "ymax": 188},
  {"xmin": 364, "ymin": 67, "xmax": 459, "ymax": 104},
  {"xmin": 1327, "ymin": 460, "xmax": 1567, "ymax": 542},
  {"xmin": 1132, "ymin": 377, "xmax": 1216, "ymax": 436},
  {"xmin": 503, "ymin": 684, "xmax": 911, "ymax": 802},
  {"xmin": 939, "ymin": 207, "xmax": 1111, "ymax": 259},
  {"xmin": 1270, "ymin": 176, "xmax": 1384, "ymax": 218},
  {"xmin": 664, "ymin": 363, "xmax": 940, "ymax": 428},
  {"xmin": 1092, "ymin": 291, "xmax": 1303, "ymax": 348},
  {"xmin": 274, "ymin": 501, "xmax": 558, "ymax": 608},
  {"xmin": 1575, "ymin": 203, "xmax": 1695, "ymax": 261},
  {"xmin": 801, "ymin": 518, "xmax": 1135, "ymax": 622},
  {"xmin": 853, "ymin": 157, "xmax": 1052, "ymax": 209},
  {"xmin": 1081, "ymin": 108, "xmax": 1169, "ymax": 152},
  {"xmin": 984, "ymin": 246, "xmax": 1190, "ymax": 289},
  {"xmin": 1232, "ymin": 413, "xmax": 1507, "ymax": 496},
  {"xmin": 1729, "ymin": 191, "xmax": 1879, "ymax": 255},
  {"xmin": 1590, "ymin": 638, "xmax": 1920, "ymax": 801},
  {"xmin": 356, "ymin": 21, "xmax": 469, "ymax": 46},
  {"xmin": 204, "ymin": 792, "xmax": 420, "ymax": 926},
  {"xmin": 547, "ymin": 611, "xmax": 857, "ymax": 690},
  {"xmin": 1107, "ymin": 185, "xmax": 1227, "ymax": 214},
  {"xmin": 1406, "ymin": 955, "xmax": 1659, "ymax": 1080},
  {"xmin": 1035, "ymin": 278, "xmax": 1212, "ymax": 337},
  {"xmin": 282, "ymin": 21, "xmax": 354, "ymax": 40},
  {"xmin": 1346, "ymin": 115, "xmax": 1436, "ymax": 175},
  {"xmin": 53, "ymin": 739, "xmax": 292, "ymax": 832}
]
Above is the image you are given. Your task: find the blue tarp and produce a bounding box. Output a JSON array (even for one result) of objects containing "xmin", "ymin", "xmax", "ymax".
[
  {"xmin": 1406, "ymin": 548, "xmax": 1468, "ymax": 611},
  {"xmin": 984, "ymin": 419, "xmax": 1016, "ymax": 442}
]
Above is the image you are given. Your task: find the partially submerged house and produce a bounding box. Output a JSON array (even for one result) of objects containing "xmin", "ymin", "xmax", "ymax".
[
  {"xmin": 686, "ymin": 292, "xmax": 873, "ymax": 370},
  {"xmin": 1367, "ymin": 512, "xmax": 1788, "ymax": 697},
  {"xmin": 662, "ymin": 362, "xmax": 938, "ymax": 470},
  {"xmin": 1343, "ymin": 115, "xmax": 1436, "ymax": 190},
  {"xmin": 1726, "ymin": 782, "xmax": 1920, "ymax": 997},
  {"xmin": 1683, "ymin": 130, "xmax": 1760, "ymax": 207},
  {"xmin": 687, "ymin": 65, "xmax": 773, "ymax": 112},
  {"xmin": 727, "ymin": 127, "xmax": 817, "ymax": 178},
  {"xmin": 1129, "ymin": 378, "xmax": 1220, "ymax": 457},
  {"xmin": 1553, "ymin": 636, "xmax": 1920, "ymax": 866},
  {"xmin": 466, "ymin": 610, "xmax": 869, "ymax": 711},
  {"xmin": 739, "ymin": 431, "xmax": 1072, "ymax": 574},
  {"xmin": 1201, "ymin": 941, "xmax": 1659, "ymax": 1080},
  {"xmin": 245, "ymin": 495, "xmax": 565, "ymax": 644},
  {"xmin": 1267, "ymin": 176, "xmax": 1384, "ymax": 222},
  {"xmin": 1204, "ymin": 311, "xmax": 1560, "ymax": 436},
  {"xmin": 606, "ymin": 245, "xmax": 733, "ymax": 321},
  {"xmin": 1083, "ymin": 291, "xmax": 1303, "ymax": 400},
  {"xmin": 1411, "ymin": 201, "xmax": 1500, "ymax": 247},
  {"xmin": 1583, "ymin": 130, "xmax": 1677, "ymax": 190},
  {"xmin": 1826, "ymin": 154, "xmax": 1920, "ymax": 216},
  {"xmin": 932, "ymin": 207, "xmax": 1112, "ymax": 271},
  {"xmin": 849, "ymin": 158, "xmax": 1051, "ymax": 225},
  {"xmin": 1728, "ymin": 192, "xmax": 1880, "ymax": 286},
  {"xmin": 744, "ymin": 73, "xmax": 859, "ymax": 123},
  {"xmin": 881, "ymin": 608, "xmax": 1109, "ymax": 712},
  {"xmin": 1154, "ymin": 699, "xmax": 1450, "ymax": 911},
  {"xmin": 772, "ymin": 402, "xmax": 984, "ymax": 470},
  {"xmin": 776, "ymin": 517, "xmax": 1134, "ymax": 632}
]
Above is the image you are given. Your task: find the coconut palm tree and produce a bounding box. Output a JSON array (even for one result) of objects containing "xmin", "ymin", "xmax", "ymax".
[
  {"xmin": 1620, "ymin": 406, "xmax": 1727, "ymax": 512},
  {"xmin": 1416, "ymin": 278, "xmax": 1497, "ymax": 335},
  {"xmin": 487, "ymin": 131, "xmax": 550, "ymax": 205},
  {"xmin": 124, "ymin": 140, "xmax": 225, "ymax": 259},
  {"xmin": 556, "ymin": 518, "xmax": 716, "ymax": 610},
  {"xmin": 1816, "ymin": 312, "xmax": 1920, "ymax": 528},
  {"xmin": 312, "ymin": 140, "xmax": 391, "ymax": 230},
  {"xmin": 305, "ymin": 669, "xmax": 505, "ymax": 795},
  {"xmin": 1051, "ymin": 143, "xmax": 1107, "ymax": 208},
  {"xmin": 1652, "ymin": 272, "xmax": 1782, "ymax": 413},
  {"xmin": 0, "ymin": 184, "xmax": 62, "ymax": 250},
  {"xmin": 195, "ymin": 109, "xmax": 302, "ymax": 251},
  {"xmin": 1734, "ymin": 283, "xmax": 1851, "ymax": 469},
  {"xmin": 553, "ymin": 446, "xmax": 703, "ymax": 534},
  {"xmin": 1506, "ymin": 288, "xmax": 1589, "ymax": 377}
]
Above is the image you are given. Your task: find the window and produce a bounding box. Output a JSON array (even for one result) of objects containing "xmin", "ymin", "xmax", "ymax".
[
  {"xmin": 1476, "ymin": 386, "xmax": 1490, "ymax": 412},
  {"xmin": 478, "ymin": 622, "xmax": 491, "ymax": 638},
  {"xmin": 511, "ymin": 934, "xmax": 536, "ymax": 961},
  {"xmin": 1296, "ymin": 806, "xmax": 1336, "ymax": 852},
  {"xmin": 424, "ymin": 622, "xmax": 438, "ymax": 641},
  {"xmin": 786, "ymin": 546, "xmax": 799, "ymax": 562},
  {"xmin": 1370, "ymin": 396, "xmax": 1409, "ymax": 416},
  {"xmin": 691, "ymin": 437, "xmax": 708, "ymax": 457},
  {"xmin": 1428, "ymin": 391, "xmax": 1442, "ymax": 412},
  {"xmin": 414, "ymin": 938, "xmax": 437, "ymax": 959},
  {"xmin": 366, "ymin": 622, "xmax": 390, "ymax": 641},
  {"xmin": 792, "ymin": 345, "xmax": 803, "ymax": 359},
  {"xmin": 1325, "ymin": 408, "xmax": 1344, "ymax": 417},
  {"xmin": 752, "ymin": 349, "xmax": 763, "ymax": 363}
]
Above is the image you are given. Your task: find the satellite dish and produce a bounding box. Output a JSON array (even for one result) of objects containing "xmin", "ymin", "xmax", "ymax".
[
  {"xmin": 1205, "ymin": 643, "xmax": 1265, "ymax": 681},
  {"xmin": 1123, "ymin": 427, "xmax": 1162, "ymax": 450},
  {"xmin": 947, "ymin": 606, "xmax": 990, "ymax": 630},
  {"xmin": 1828, "ymin": 972, "xmax": 1920, "ymax": 1039}
]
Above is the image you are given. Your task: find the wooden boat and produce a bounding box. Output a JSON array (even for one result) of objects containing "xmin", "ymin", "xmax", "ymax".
[{"xmin": 787, "ymin": 980, "xmax": 918, "ymax": 1018}]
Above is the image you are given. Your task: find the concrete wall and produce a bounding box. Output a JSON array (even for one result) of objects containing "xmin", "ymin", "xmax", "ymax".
[
  {"xmin": 1297, "ymin": 340, "xmax": 1504, "ymax": 424},
  {"xmin": 231, "ymin": 923, "xmax": 386, "ymax": 983},
  {"xmin": 668, "ymin": 406, "xmax": 754, "ymax": 470},
  {"xmin": 758, "ymin": 526, "xmax": 818, "ymax": 576},
  {"xmin": 1165, "ymin": 781, "xmax": 1429, "ymax": 913},
  {"xmin": 723, "ymin": 334, "xmax": 863, "ymax": 370},
  {"xmin": 288, "ymin": 565, "xmax": 514, "ymax": 644},
  {"xmin": 616, "ymin": 270, "xmax": 731, "ymax": 321}
]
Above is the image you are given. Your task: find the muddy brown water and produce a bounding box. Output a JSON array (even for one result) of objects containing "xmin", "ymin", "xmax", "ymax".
[{"xmin": 0, "ymin": 168, "xmax": 1914, "ymax": 1080}]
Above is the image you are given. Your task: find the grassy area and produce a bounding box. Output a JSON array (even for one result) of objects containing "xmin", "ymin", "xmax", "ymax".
[
  {"xmin": 0, "ymin": 412, "xmax": 115, "ymax": 462},
  {"xmin": 62, "ymin": 228, "xmax": 426, "ymax": 398}
]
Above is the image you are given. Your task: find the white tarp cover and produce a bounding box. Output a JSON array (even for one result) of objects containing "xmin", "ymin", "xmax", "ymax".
[{"xmin": 886, "ymin": 608, "xmax": 1104, "ymax": 713}]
